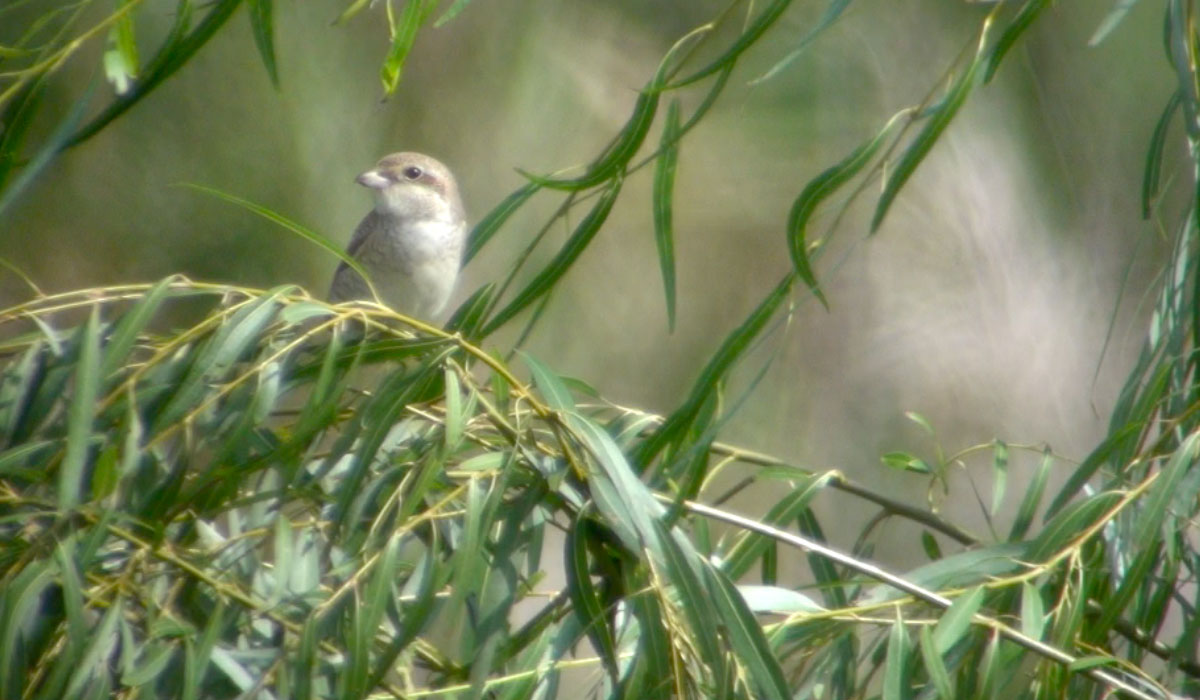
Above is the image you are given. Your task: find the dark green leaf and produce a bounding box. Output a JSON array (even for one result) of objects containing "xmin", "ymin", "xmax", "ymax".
[
  {"xmin": 872, "ymin": 38, "xmax": 987, "ymax": 232},
  {"xmin": 787, "ymin": 114, "xmax": 901, "ymax": 306},
  {"xmin": 68, "ymin": 0, "xmax": 236, "ymax": 148},
  {"xmin": 984, "ymin": 0, "xmax": 1050, "ymax": 82},
  {"xmin": 565, "ymin": 515, "xmax": 619, "ymax": 682},
  {"xmin": 1142, "ymin": 91, "xmax": 1181, "ymax": 218},
  {"xmin": 1009, "ymin": 446, "xmax": 1051, "ymax": 540},
  {"xmin": 637, "ymin": 274, "xmax": 793, "ymax": 470},
  {"xmin": 177, "ymin": 183, "xmax": 375, "ymax": 299},
  {"xmin": 464, "ymin": 182, "xmax": 541, "ymax": 264},
  {"xmin": 918, "ymin": 626, "xmax": 954, "ymax": 700},
  {"xmin": 246, "ymin": 0, "xmax": 279, "ymax": 87},
  {"xmin": 60, "ymin": 307, "xmax": 102, "ymax": 509},
  {"xmin": 671, "ymin": 0, "xmax": 795, "ymax": 88},
  {"xmin": 100, "ymin": 277, "xmax": 172, "ymax": 380},
  {"xmin": 653, "ymin": 99, "xmax": 681, "ymax": 331},
  {"xmin": 483, "ymin": 177, "xmax": 623, "ymax": 335}
]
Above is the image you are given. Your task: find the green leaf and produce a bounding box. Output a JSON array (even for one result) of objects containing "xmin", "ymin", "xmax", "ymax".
[
  {"xmin": 443, "ymin": 366, "xmax": 465, "ymax": 451},
  {"xmin": 983, "ymin": 0, "xmax": 1050, "ymax": 82},
  {"xmin": 64, "ymin": 598, "xmax": 123, "ymax": 698},
  {"xmin": 104, "ymin": 4, "xmax": 139, "ymax": 95},
  {"xmin": 246, "ymin": 0, "xmax": 280, "ymax": 87},
  {"xmin": 722, "ymin": 472, "xmax": 831, "ymax": 579},
  {"xmin": 1142, "ymin": 91, "xmax": 1181, "ymax": 218},
  {"xmin": 522, "ymin": 352, "xmax": 576, "ymax": 412},
  {"xmin": 483, "ymin": 176, "xmax": 623, "ymax": 335},
  {"xmin": 784, "ymin": 111, "xmax": 901, "ymax": 305},
  {"xmin": 736, "ymin": 585, "xmax": 824, "ymax": 614},
  {"xmin": 1045, "ymin": 420, "xmax": 1144, "ymax": 517},
  {"xmin": 918, "ymin": 626, "xmax": 954, "ymax": 700},
  {"xmin": 990, "ymin": 440, "xmax": 1008, "ymax": 516},
  {"xmin": 434, "ymin": 0, "xmax": 473, "ymax": 26},
  {"xmin": 881, "ymin": 451, "xmax": 932, "ymax": 474},
  {"xmin": 151, "ymin": 288, "xmax": 286, "ymax": 432},
  {"xmin": 883, "ymin": 613, "xmax": 912, "ymax": 700},
  {"xmin": 652, "ymin": 521, "xmax": 729, "ymax": 693},
  {"xmin": 872, "ymin": 31, "xmax": 988, "ymax": 232},
  {"xmin": 637, "ymin": 274, "xmax": 793, "ymax": 470},
  {"xmin": 565, "ymin": 515, "xmax": 619, "ymax": 682},
  {"xmin": 346, "ymin": 531, "xmax": 403, "ymax": 699},
  {"xmin": 1020, "ymin": 581, "xmax": 1045, "ymax": 640},
  {"xmin": 177, "ymin": 183, "xmax": 376, "ymax": 300},
  {"xmin": 933, "ymin": 586, "xmax": 983, "ymax": 654},
  {"xmin": 701, "ymin": 564, "xmax": 791, "ymax": 700},
  {"xmin": 61, "ymin": 307, "xmax": 102, "ymax": 509},
  {"xmin": 0, "ymin": 77, "xmax": 95, "ymax": 220},
  {"xmin": 975, "ymin": 630, "xmax": 1002, "ymax": 700},
  {"xmin": 0, "ymin": 77, "xmax": 48, "ymax": 192},
  {"xmin": 748, "ymin": 0, "xmax": 853, "ymax": 85},
  {"xmin": 1009, "ymin": 446, "xmax": 1051, "ymax": 540},
  {"xmin": 671, "ymin": 0, "xmax": 795, "ymax": 88},
  {"xmin": 1093, "ymin": 430, "xmax": 1200, "ymax": 637},
  {"xmin": 863, "ymin": 544, "xmax": 1028, "ymax": 604},
  {"xmin": 100, "ymin": 276, "xmax": 172, "ymax": 380},
  {"xmin": 921, "ymin": 531, "xmax": 942, "ymax": 560},
  {"xmin": 464, "ymin": 182, "xmax": 541, "ymax": 264},
  {"xmin": 68, "ymin": 0, "xmax": 238, "ymax": 148},
  {"xmin": 379, "ymin": 0, "xmax": 427, "ymax": 93},
  {"xmin": 653, "ymin": 99, "xmax": 681, "ymax": 331}
]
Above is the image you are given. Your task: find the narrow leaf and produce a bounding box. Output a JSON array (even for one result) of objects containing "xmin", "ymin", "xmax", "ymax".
[
  {"xmin": 380, "ymin": 0, "xmax": 426, "ymax": 93},
  {"xmin": 883, "ymin": 613, "xmax": 912, "ymax": 700},
  {"xmin": 984, "ymin": 0, "xmax": 1050, "ymax": 82},
  {"xmin": 464, "ymin": 182, "xmax": 541, "ymax": 263},
  {"xmin": 483, "ymin": 177, "xmax": 623, "ymax": 335},
  {"xmin": 177, "ymin": 183, "xmax": 376, "ymax": 298},
  {"xmin": 1142, "ymin": 91, "xmax": 1181, "ymax": 218},
  {"xmin": 918, "ymin": 626, "xmax": 954, "ymax": 700},
  {"xmin": 247, "ymin": 0, "xmax": 280, "ymax": 87},
  {"xmin": 637, "ymin": 274, "xmax": 793, "ymax": 469},
  {"xmin": 787, "ymin": 113, "xmax": 902, "ymax": 305},
  {"xmin": 872, "ymin": 31, "xmax": 989, "ymax": 232},
  {"xmin": 61, "ymin": 307, "xmax": 102, "ymax": 509},
  {"xmin": 990, "ymin": 440, "xmax": 1008, "ymax": 516},
  {"xmin": 1020, "ymin": 582, "xmax": 1045, "ymax": 640},
  {"xmin": 653, "ymin": 99, "xmax": 681, "ymax": 331}
]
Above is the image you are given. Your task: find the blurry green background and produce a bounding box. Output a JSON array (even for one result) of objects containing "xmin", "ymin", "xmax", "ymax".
[{"xmin": 0, "ymin": 1, "xmax": 1176, "ymax": 563}]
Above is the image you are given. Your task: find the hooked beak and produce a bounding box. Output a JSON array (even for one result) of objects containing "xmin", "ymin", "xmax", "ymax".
[{"xmin": 355, "ymin": 170, "xmax": 390, "ymax": 190}]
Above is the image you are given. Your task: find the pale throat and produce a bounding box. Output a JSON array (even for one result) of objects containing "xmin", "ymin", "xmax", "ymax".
[{"xmin": 375, "ymin": 188, "xmax": 456, "ymax": 223}]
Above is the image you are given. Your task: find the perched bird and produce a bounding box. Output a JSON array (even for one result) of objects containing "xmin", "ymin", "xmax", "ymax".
[{"xmin": 329, "ymin": 152, "xmax": 467, "ymax": 320}]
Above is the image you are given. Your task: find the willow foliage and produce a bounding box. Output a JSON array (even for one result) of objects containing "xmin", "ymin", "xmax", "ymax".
[{"xmin": 2, "ymin": 1, "xmax": 1199, "ymax": 699}]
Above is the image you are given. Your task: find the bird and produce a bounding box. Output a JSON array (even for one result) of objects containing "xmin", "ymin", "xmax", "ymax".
[{"xmin": 328, "ymin": 152, "xmax": 467, "ymax": 320}]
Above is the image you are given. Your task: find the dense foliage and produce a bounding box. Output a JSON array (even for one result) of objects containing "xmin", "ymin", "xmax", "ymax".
[{"xmin": 1, "ymin": 1, "xmax": 1198, "ymax": 699}]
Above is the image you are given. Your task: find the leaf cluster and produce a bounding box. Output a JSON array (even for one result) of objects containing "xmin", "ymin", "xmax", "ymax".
[{"xmin": 2, "ymin": 0, "xmax": 1200, "ymax": 699}]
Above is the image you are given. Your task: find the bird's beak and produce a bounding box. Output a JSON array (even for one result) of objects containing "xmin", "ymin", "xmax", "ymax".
[{"xmin": 355, "ymin": 170, "xmax": 390, "ymax": 190}]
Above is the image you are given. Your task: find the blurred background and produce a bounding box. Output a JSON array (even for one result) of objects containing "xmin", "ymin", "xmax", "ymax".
[{"xmin": 0, "ymin": 1, "xmax": 1177, "ymax": 566}]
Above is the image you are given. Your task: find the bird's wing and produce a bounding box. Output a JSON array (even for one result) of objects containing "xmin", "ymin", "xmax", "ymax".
[
  {"xmin": 344, "ymin": 210, "xmax": 381, "ymax": 257},
  {"xmin": 328, "ymin": 212, "xmax": 382, "ymax": 302}
]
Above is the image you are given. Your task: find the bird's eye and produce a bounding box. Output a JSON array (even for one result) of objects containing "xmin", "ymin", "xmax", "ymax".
[{"xmin": 402, "ymin": 166, "xmax": 423, "ymax": 180}]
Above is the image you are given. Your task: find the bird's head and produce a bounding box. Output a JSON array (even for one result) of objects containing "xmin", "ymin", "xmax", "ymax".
[{"xmin": 357, "ymin": 152, "xmax": 463, "ymax": 222}]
